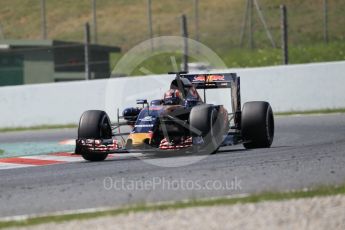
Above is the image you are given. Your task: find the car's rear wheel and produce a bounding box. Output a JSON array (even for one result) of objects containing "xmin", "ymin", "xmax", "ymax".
[
  {"xmin": 241, "ymin": 101, "xmax": 274, "ymax": 149},
  {"xmin": 77, "ymin": 110, "xmax": 112, "ymax": 161},
  {"xmin": 189, "ymin": 104, "xmax": 224, "ymax": 154}
]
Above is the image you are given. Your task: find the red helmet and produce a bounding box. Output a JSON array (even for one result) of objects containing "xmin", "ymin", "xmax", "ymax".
[{"xmin": 163, "ymin": 89, "xmax": 182, "ymax": 105}]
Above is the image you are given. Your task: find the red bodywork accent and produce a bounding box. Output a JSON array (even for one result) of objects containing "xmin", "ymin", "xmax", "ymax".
[
  {"xmin": 0, "ymin": 158, "xmax": 62, "ymax": 165},
  {"xmin": 159, "ymin": 137, "xmax": 192, "ymax": 150},
  {"xmin": 81, "ymin": 139, "xmax": 119, "ymax": 152}
]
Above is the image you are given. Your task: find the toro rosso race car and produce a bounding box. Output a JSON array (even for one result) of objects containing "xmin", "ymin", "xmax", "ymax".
[{"xmin": 75, "ymin": 72, "xmax": 274, "ymax": 161}]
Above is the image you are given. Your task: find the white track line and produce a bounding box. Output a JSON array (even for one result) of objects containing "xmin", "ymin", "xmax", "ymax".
[{"xmin": 0, "ymin": 163, "xmax": 34, "ymax": 170}]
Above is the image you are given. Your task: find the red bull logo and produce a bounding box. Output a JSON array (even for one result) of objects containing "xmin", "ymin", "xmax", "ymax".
[{"xmin": 193, "ymin": 75, "xmax": 225, "ymax": 82}]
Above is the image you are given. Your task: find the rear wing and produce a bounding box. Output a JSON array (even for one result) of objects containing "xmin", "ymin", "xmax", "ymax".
[{"xmin": 180, "ymin": 73, "xmax": 237, "ymax": 89}]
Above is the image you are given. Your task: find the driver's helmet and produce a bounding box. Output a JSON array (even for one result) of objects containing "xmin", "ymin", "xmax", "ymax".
[{"xmin": 163, "ymin": 89, "xmax": 182, "ymax": 105}]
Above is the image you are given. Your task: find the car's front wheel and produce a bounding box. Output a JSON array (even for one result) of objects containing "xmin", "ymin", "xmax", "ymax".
[
  {"xmin": 77, "ymin": 110, "xmax": 112, "ymax": 161},
  {"xmin": 189, "ymin": 104, "xmax": 225, "ymax": 154}
]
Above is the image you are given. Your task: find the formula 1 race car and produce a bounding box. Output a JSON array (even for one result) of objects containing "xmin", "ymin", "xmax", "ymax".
[{"xmin": 75, "ymin": 72, "xmax": 274, "ymax": 161}]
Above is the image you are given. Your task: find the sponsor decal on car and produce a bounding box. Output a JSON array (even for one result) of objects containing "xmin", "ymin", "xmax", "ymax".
[
  {"xmin": 140, "ymin": 116, "xmax": 154, "ymax": 122},
  {"xmin": 134, "ymin": 124, "xmax": 154, "ymax": 128},
  {"xmin": 193, "ymin": 75, "xmax": 225, "ymax": 82}
]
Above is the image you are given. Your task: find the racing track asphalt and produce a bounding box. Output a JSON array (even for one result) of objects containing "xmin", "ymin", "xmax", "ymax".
[{"xmin": 0, "ymin": 114, "xmax": 345, "ymax": 218}]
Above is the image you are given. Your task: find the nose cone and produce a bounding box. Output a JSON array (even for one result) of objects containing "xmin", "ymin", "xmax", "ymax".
[{"xmin": 128, "ymin": 133, "xmax": 152, "ymax": 146}]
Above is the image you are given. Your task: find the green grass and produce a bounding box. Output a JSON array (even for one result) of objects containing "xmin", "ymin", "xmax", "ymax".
[
  {"xmin": 110, "ymin": 41, "xmax": 345, "ymax": 75},
  {"xmin": 221, "ymin": 41, "xmax": 345, "ymax": 68},
  {"xmin": 276, "ymin": 108, "xmax": 345, "ymax": 116},
  {"xmin": 0, "ymin": 149, "xmax": 4, "ymax": 155},
  {"xmin": 0, "ymin": 124, "xmax": 77, "ymax": 133},
  {"xmin": 0, "ymin": 184, "xmax": 345, "ymax": 229}
]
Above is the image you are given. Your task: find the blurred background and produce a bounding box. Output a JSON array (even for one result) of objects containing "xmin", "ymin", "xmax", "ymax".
[{"xmin": 0, "ymin": 0, "xmax": 344, "ymax": 85}]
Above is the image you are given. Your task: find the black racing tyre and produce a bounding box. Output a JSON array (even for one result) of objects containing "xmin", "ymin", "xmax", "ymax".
[
  {"xmin": 81, "ymin": 152, "xmax": 108, "ymax": 162},
  {"xmin": 189, "ymin": 104, "xmax": 223, "ymax": 154},
  {"xmin": 78, "ymin": 110, "xmax": 112, "ymax": 139},
  {"xmin": 189, "ymin": 104, "xmax": 213, "ymax": 137},
  {"xmin": 241, "ymin": 101, "xmax": 274, "ymax": 149},
  {"xmin": 78, "ymin": 110, "xmax": 112, "ymax": 161}
]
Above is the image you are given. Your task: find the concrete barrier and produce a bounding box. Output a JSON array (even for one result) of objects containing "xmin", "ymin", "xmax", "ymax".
[
  {"xmin": 0, "ymin": 61, "xmax": 344, "ymax": 128},
  {"xmin": 226, "ymin": 61, "xmax": 345, "ymax": 112}
]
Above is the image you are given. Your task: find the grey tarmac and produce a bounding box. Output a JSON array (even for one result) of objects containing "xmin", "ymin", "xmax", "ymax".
[{"xmin": 0, "ymin": 114, "xmax": 345, "ymax": 218}]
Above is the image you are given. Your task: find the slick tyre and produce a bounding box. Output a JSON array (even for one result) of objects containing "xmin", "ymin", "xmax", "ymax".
[
  {"xmin": 189, "ymin": 104, "xmax": 223, "ymax": 154},
  {"xmin": 78, "ymin": 110, "xmax": 112, "ymax": 161},
  {"xmin": 241, "ymin": 101, "xmax": 274, "ymax": 149}
]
